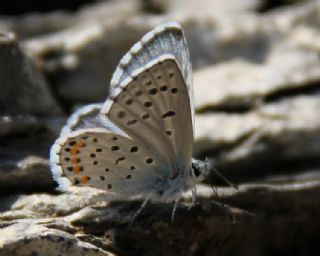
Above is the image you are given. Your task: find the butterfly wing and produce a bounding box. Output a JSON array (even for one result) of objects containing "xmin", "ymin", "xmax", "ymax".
[
  {"xmin": 50, "ymin": 128, "xmax": 164, "ymax": 196},
  {"xmin": 108, "ymin": 21, "xmax": 194, "ymax": 130},
  {"xmin": 101, "ymin": 22, "xmax": 194, "ymax": 174},
  {"xmin": 60, "ymin": 103, "xmax": 125, "ymax": 136},
  {"xmin": 50, "ymin": 22, "xmax": 194, "ymax": 198}
]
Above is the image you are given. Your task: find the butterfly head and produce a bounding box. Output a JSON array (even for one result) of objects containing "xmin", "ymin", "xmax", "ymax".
[{"xmin": 189, "ymin": 158, "xmax": 210, "ymax": 183}]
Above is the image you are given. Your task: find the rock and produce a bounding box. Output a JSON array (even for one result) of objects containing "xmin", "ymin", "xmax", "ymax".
[
  {"xmin": 3, "ymin": 0, "xmax": 264, "ymax": 105},
  {"xmin": 194, "ymin": 95, "xmax": 320, "ymax": 180},
  {"xmin": 0, "ymin": 115, "xmax": 64, "ymax": 137},
  {"xmin": 0, "ymin": 32, "xmax": 61, "ymax": 115},
  {"xmin": 192, "ymin": 1, "xmax": 320, "ymax": 110},
  {"xmin": 0, "ymin": 156, "xmax": 55, "ymax": 194},
  {"xmin": 16, "ymin": 0, "xmax": 318, "ymax": 108},
  {"xmin": 0, "ymin": 222, "xmax": 113, "ymax": 256},
  {"xmin": 0, "ymin": 115, "xmax": 65, "ymax": 193},
  {"xmin": 193, "ymin": 50, "xmax": 320, "ymax": 111},
  {"xmin": 0, "ymin": 181, "xmax": 319, "ymax": 255},
  {"xmin": 0, "ymin": 1, "xmax": 141, "ymax": 38},
  {"xmin": 18, "ymin": 0, "xmax": 143, "ymax": 104},
  {"xmin": 145, "ymin": 0, "xmax": 262, "ymax": 16}
]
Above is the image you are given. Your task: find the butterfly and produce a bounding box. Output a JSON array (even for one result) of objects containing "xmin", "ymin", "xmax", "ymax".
[{"xmin": 50, "ymin": 21, "xmax": 210, "ymax": 221}]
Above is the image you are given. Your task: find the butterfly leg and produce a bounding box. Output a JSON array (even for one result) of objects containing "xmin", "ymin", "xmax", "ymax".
[
  {"xmin": 188, "ymin": 184, "xmax": 197, "ymax": 210},
  {"xmin": 130, "ymin": 194, "xmax": 152, "ymax": 224},
  {"xmin": 171, "ymin": 192, "xmax": 182, "ymax": 223}
]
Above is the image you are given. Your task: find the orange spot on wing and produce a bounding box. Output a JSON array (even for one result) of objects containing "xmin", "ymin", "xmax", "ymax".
[
  {"xmin": 71, "ymin": 158, "xmax": 79, "ymax": 164},
  {"xmin": 70, "ymin": 147, "xmax": 79, "ymax": 155},
  {"xmin": 76, "ymin": 141, "xmax": 85, "ymax": 147},
  {"xmin": 80, "ymin": 176, "xmax": 90, "ymax": 184},
  {"xmin": 73, "ymin": 166, "xmax": 82, "ymax": 174},
  {"xmin": 70, "ymin": 141, "xmax": 85, "ymax": 155}
]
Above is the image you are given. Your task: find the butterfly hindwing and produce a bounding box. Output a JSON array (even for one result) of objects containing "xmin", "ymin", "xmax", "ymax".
[
  {"xmin": 50, "ymin": 128, "xmax": 164, "ymax": 196},
  {"xmin": 60, "ymin": 103, "xmax": 126, "ymax": 137}
]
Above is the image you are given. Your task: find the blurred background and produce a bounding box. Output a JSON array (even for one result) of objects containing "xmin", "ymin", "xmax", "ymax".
[{"xmin": 0, "ymin": 0, "xmax": 320, "ymax": 255}]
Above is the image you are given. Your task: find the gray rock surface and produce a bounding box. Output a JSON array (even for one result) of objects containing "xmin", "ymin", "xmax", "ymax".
[
  {"xmin": 0, "ymin": 222, "xmax": 113, "ymax": 256},
  {"xmin": 1, "ymin": 181, "xmax": 319, "ymax": 255},
  {"xmin": 0, "ymin": 32, "xmax": 61, "ymax": 115},
  {"xmin": 0, "ymin": 0, "xmax": 320, "ymax": 255},
  {"xmin": 0, "ymin": 115, "xmax": 64, "ymax": 193},
  {"xmin": 193, "ymin": 52, "xmax": 320, "ymax": 110},
  {"xmin": 194, "ymin": 95, "xmax": 320, "ymax": 177}
]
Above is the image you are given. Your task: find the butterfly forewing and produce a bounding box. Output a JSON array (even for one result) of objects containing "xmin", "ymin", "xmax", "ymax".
[
  {"xmin": 101, "ymin": 57, "xmax": 193, "ymax": 174},
  {"xmin": 110, "ymin": 22, "xmax": 194, "ymax": 130},
  {"xmin": 51, "ymin": 128, "xmax": 164, "ymax": 196}
]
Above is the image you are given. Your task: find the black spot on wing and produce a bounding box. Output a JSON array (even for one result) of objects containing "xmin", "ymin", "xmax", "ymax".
[
  {"xmin": 115, "ymin": 157, "xmax": 126, "ymax": 165},
  {"xmin": 162, "ymin": 111, "xmax": 175, "ymax": 119}
]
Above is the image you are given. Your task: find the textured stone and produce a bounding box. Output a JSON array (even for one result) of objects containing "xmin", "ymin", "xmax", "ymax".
[
  {"xmin": 0, "ymin": 223, "xmax": 113, "ymax": 256},
  {"xmin": 19, "ymin": 0, "xmax": 142, "ymax": 104},
  {"xmin": 0, "ymin": 116, "xmax": 65, "ymax": 193},
  {"xmin": 0, "ymin": 156, "xmax": 56, "ymax": 194},
  {"xmin": 147, "ymin": 0, "xmax": 262, "ymax": 16},
  {"xmin": 0, "ymin": 32, "xmax": 61, "ymax": 115},
  {"xmin": 1, "ymin": 180, "xmax": 319, "ymax": 255},
  {"xmin": 8, "ymin": 0, "xmax": 265, "ymax": 104},
  {"xmin": 194, "ymin": 95, "xmax": 320, "ymax": 180},
  {"xmin": 193, "ymin": 50, "xmax": 320, "ymax": 110}
]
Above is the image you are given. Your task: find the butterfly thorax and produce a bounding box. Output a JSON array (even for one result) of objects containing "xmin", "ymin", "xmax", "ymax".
[
  {"xmin": 150, "ymin": 166, "xmax": 190, "ymax": 202},
  {"xmin": 152, "ymin": 157, "xmax": 210, "ymax": 202}
]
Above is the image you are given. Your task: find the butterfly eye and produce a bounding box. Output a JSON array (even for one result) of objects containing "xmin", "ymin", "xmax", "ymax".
[{"xmin": 191, "ymin": 163, "xmax": 201, "ymax": 177}]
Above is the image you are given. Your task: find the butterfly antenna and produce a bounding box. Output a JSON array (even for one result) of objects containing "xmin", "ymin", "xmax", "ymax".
[
  {"xmin": 171, "ymin": 194, "xmax": 181, "ymax": 223},
  {"xmin": 206, "ymin": 157, "xmax": 238, "ymax": 190},
  {"xmin": 212, "ymin": 167, "xmax": 238, "ymax": 189}
]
